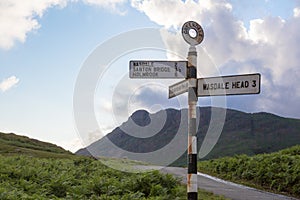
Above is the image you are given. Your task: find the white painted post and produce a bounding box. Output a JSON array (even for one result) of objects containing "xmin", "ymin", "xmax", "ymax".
[{"xmin": 187, "ymin": 45, "xmax": 198, "ymax": 200}]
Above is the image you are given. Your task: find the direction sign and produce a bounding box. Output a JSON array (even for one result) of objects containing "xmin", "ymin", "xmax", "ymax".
[
  {"xmin": 129, "ymin": 60, "xmax": 187, "ymax": 79},
  {"xmin": 197, "ymin": 73, "xmax": 261, "ymax": 97},
  {"xmin": 169, "ymin": 79, "xmax": 189, "ymax": 98}
]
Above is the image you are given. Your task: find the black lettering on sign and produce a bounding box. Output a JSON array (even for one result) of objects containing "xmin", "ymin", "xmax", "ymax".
[
  {"xmin": 153, "ymin": 67, "xmax": 170, "ymax": 72},
  {"xmin": 134, "ymin": 66, "xmax": 152, "ymax": 72},
  {"xmin": 245, "ymin": 81, "xmax": 249, "ymax": 88},
  {"xmin": 203, "ymin": 82, "xmax": 229, "ymax": 90},
  {"xmin": 240, "ymin": 81, "xmax": 249, "ymax": 88},
  {"xmin": 183, "ymin": 27, "xmax": 189, "ymax": 34},
  {"xmin": 252, "ymin": 80, "xmax": 256, "ymax": 87},
  {"xmin": 142, "ymin": 72, "xmax": 158, "ymax": 77},
  {"xmin": 133, "ymin": 72, "xmax": 141, "ymax": 77},
  {"xmin": 232, "ymin": 81, "xmax": 241, "ymax": 89},
  {"xmin": 213, "ymin": 83, "xmax": 217, "ymax": 89},
  {"xmin": 232, "ymin": 82, "xmax": 235, "ymax": 88},
  {"xmin": 225, "ymin": 82, "xmax": 229, "ymax": 89}
]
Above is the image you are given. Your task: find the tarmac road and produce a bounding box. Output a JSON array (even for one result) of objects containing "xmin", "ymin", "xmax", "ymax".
[{"xmin": 136, "ymin": 165, "xmax": 299, "ymax": 200}]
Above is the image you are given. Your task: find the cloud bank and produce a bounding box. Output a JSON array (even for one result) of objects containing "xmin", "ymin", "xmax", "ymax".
[
  {"xmin": 0, "ymin": 0, "xmax": 127, "ymax": 50},
  {"xmin": 0, "ymin": 0, "xmax": 68, "ymax": 50}
]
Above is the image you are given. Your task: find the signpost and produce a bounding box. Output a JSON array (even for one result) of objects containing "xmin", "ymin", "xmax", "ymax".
[
  {"xmin": 129, "ymin": 21, "xmax": 261, "ymax": 200},
  {"xmin": 129, "ymin": 60, "xmax": 187, "ymax": 79},
  {"xmin": 183, "ymin": 21, "xmax": 202, "ymax": 200}
]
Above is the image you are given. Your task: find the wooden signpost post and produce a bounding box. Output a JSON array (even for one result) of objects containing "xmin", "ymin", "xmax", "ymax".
[{"xmin": 129, "ymin": 21, "xmax": 261, "ymax": 200}]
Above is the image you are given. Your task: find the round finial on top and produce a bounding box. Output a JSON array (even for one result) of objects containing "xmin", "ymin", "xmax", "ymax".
[{"xmin": 182, "ymin": 21, "xmax": 204, "ymax": 46}]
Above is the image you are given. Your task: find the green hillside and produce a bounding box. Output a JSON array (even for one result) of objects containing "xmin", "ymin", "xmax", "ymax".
[
  {"xmin": 0, "ymin": 132, "xmax": 228, "ymax": 199},
  {"xmin": 0, "ymin": 156, "xmax": 177, "ymax": 199},
  {"xmin": 202, "ymin": 111, "xmax": 300, "ymax": 159},
  {"xmin": 198, "ymin": 145, "xmax": 300, "ymax": 198},
  {"xmin": 0, "ymin": 132, "xmax": 73, "ymax": 158}
]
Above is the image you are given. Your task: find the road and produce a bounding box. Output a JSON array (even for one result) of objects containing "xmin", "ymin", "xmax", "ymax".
[{"xmin": 136, "ymin": 166, "xmax": 299, "ymax": 200}]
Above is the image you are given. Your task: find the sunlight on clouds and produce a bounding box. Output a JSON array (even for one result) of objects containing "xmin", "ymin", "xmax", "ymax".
[
  {"xmin": 248, "ymin": 17, "xmax": 285, "ymax": 44},
  {"xmin": 247, "ymin": 15, "xmax": 300, "ymax": 82},
  {"xmin": 0, "ymin": 0, "xmax": 68, "ymax": 50},
  {"xmin": 131, "ymin": 0, "xmax": 232, "ymax": 29},
  {"xmin": 131, "ymin": 0, "xmax": 201, "ymax": 29},
  {"xmin": 248, "ymin": 19, "xmax": 267, "ymax": 43},
  {"xmin": 83, "ymin": 0, "xmax": 128, "ymax": 14},
  {"xmin": 294, "ymin": 7, "xmax": 300, "ymax": 17},
  {"xmin": 0, "ymin": 76, "xmax": 19, "ymax": 92}
]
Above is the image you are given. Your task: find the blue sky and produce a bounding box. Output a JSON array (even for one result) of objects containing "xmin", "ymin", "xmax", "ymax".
[{"xmin": 1, "ymin": 0, "xmax": 300, "ymax": 152}]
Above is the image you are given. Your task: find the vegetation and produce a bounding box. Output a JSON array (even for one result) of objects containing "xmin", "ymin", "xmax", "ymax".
[
  {"xmin": 0, "ymin": 155, "xmax": 227, "ymax": 200},
  {"xmin": 198, "ymin": 145, "xmax": 300, "ymax": 198},
  {"xmin": 0, "ymin": 132, "xmax": 73, "ymax": 158},
  {"xmin": 0, "ymin": 132, "xmax": 229, "ymax": 199}
]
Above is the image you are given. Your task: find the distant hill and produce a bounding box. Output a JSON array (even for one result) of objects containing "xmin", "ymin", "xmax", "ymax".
[
  {"xmin": 76, "ymin": 107, "xmax": 300, "ymax": 166},
  {"xmin": 0, "ymin": 132, "xmax": 73, "ymax": 158}
]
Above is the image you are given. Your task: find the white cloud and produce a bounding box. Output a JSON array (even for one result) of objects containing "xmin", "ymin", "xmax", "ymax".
[
  {"xmin": 0, "ymin": 76, "xmax": 19, "ymax": 92},
  {"xmin": 293, "ymin": 7, "xmax": 300, "ymax": 17},
  {"xmin": 131, "ymin": 0, "xmax": 232, "ymax": 29},
  {"xmin": 248, "ymin": 17, "xmax": 285, "ymax": 45},
  {"xmin": 0, "ymin": 0, "xmax": 68, "ymax": 50},
  {"xmin": 0, "ymin": 0, "xmax": 129, "ymax": 50},
  {"xmin": 83, "ymin": 0, "xmax": 128, "ymax": 14}
]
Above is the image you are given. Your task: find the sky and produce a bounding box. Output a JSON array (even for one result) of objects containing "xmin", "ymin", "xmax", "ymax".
[{"xmin": 1, "ymin": 0, "xmax": 300, "ymax": 152}]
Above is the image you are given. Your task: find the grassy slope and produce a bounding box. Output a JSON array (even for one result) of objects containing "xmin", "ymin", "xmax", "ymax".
[
  {"xmin": 198, "ymin": 145, "xmax": 300, "ymax": 198},
  {"xmin": 0, "ymin": 155, "xmax": 229, "ymax": 200},
  {"xmin": 0, "ymin": 132, "xmax": 73, "ymax": 158},
  {"xmin": 0, "ymin": 132, "xmax": 227, "ymax": 199}
]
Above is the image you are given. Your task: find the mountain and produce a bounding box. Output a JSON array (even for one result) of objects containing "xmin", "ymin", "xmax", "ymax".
[
  {"xmin": 0, "ymin": 132, "xmax": 73, "ymax": 158},
  {"xmin": 76, "ymin": 107, "xmax": 300, "ymax": 166}
]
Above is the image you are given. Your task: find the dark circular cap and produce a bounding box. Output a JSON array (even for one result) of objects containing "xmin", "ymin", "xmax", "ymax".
[{"xmin": 182, "ymin": 21, "xmax": 204, "ymax": 46}]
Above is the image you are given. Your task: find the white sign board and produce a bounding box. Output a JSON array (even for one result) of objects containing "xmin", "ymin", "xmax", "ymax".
[
  {"xmin": 197, "ymin": 73, "xmax": 261, "ymax": 97},
  {"xmin": 169, "ymin": 79, "xmax": 189, "ymax": 98},
  {"xmin": 129, "ymin": 60, "xmax": 187, "ymax": 79}
]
